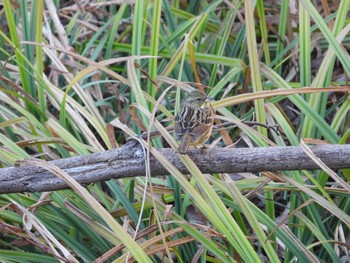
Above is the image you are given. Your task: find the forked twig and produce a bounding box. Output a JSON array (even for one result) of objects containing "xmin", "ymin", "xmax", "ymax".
[{"xmin": 139, "ymin": 121, "xmax": 280, "ymax": 139}]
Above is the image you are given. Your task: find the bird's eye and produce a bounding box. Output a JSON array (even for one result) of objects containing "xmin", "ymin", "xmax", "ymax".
[{"xmin": 196, "ymin": 98, "xmax": 203, "ymax": 102}]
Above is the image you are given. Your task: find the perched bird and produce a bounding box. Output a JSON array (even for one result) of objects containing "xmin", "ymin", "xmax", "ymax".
[{"xmin": 175, "ymin": 90, "xmax": 215, "ymax": 155}]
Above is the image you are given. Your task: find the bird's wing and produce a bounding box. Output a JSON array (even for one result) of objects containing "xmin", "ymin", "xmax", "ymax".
[{"xmin": 175, "ymin": 105, "xmax": 213, "ymax": 141}]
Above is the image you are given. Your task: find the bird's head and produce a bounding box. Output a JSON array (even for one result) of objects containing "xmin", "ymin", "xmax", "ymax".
[{"xmin": 182, "ymin": 90, "xmax": 212, "ymax": 108}]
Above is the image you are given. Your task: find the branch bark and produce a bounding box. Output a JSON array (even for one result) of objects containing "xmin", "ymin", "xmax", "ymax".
[{"xmin": 1, "ymin": 142, "xmax": 349, "ymax": 194}]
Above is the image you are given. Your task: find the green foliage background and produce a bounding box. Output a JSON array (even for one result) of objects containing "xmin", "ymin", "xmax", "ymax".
[{"xmin": 0, "ymin": 0, "xmax": 349, "ymax": 262}]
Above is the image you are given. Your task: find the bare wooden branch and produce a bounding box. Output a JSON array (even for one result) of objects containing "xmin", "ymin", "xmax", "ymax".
[{"xmin": 1, "ymin": 142, "xmax": 349, "ymax": 194}]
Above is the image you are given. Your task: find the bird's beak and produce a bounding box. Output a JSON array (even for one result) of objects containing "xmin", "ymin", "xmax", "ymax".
[{"xmin": 205, "ymin": 96, "xmax": 214, "ymax": 102}]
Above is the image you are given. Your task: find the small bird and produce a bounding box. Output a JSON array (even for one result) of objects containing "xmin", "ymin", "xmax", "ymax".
[{"xmin": 175, "ymin": 90, "xmax": 215, "ymax": 155}]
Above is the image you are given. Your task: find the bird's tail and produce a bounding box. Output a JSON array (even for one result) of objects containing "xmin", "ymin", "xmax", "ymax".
[{"xmin": 177, "ymin": 133, "xmax": 192, "ymax": 155}]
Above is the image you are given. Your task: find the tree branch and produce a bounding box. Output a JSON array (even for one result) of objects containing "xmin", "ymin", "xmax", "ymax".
[{"xmin": 1, "ymin": 142, "xmax": 349, "ymax": 194}]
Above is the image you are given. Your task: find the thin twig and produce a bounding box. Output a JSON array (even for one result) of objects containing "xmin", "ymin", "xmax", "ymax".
[{"xmin": 139, "ymin": 121, "xmax": 280, "ymax": 139}]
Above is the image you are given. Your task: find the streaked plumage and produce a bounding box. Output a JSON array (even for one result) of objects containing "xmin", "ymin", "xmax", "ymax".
[{"xmin": 175, "ymin": 90, "xmax": 214, "ymax": 154}]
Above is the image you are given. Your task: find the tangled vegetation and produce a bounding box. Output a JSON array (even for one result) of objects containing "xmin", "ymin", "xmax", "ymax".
[{"xmin": 0, "ymin": 0, "xmax": 349, "ymax": 262}]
